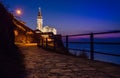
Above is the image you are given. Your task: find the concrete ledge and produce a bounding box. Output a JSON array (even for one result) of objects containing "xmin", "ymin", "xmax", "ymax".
[{"xmin": 15, "ymin": 43, "xmax": 37, "ymax": 46}]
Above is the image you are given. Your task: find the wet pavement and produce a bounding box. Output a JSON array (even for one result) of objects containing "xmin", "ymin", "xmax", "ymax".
[{"xmin": 19, "ymin": 45, "xmax": 120, "ymax": 78}]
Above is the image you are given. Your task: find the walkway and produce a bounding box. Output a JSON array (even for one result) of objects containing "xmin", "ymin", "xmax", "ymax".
[{"xmin": 19, "ymin": 45, "xmax": 120, "ymax": 78}]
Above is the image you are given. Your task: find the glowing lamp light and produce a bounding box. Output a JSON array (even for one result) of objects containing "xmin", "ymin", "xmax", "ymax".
[{"xmin": 15, "ymin": 9, "xmax": 22, "ymax": 15}]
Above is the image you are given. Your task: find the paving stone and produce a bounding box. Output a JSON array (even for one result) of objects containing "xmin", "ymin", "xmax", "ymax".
[{"xmin": 19, "ymin": 45, "xmax": 120, "ymax": 78}]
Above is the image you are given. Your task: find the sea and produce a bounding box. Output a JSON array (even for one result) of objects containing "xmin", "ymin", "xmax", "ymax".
[{"xmin": 62, "ymin": 37, "xmax": 120, "ymax": 65}]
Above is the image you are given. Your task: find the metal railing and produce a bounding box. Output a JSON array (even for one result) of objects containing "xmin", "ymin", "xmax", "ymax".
[
  {"xmin": 38, "ymin": 37, "xmax": 56, "ymax": 50},
  {"xmin": 62, "ymin": 30, "xmax": 120, "ymax": 60}
]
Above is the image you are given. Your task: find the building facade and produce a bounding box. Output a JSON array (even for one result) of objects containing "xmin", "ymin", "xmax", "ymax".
[
  {"xmin": 36, "ymin": 8, "xmax": 43, "ymax": 31},
  {"xmin": 13, "ymin": 18, "xmax": 35, "ymax": 43},
  {"xmin": 36, "ymin": 8, "xmax": 57, "ymax": 35}
]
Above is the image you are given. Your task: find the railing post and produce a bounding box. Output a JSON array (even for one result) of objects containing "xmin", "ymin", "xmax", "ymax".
[
  {"xmin": 66, "ymin": 35, "xmax": 69, "ymax": 50},
  {"xmin": 53, "ymin": 39, "xmax": 56, "ymax": 50},
  {"xmin": 41, "ymin": 38, "xmax": 43, "ymax": 47},
  {"xmin": 37, "ymin": 37, "xmax": 40, "ymax": 46},
  {"xmin": 46, "ymin": 38, "xmax": 48, "ymax": 48},
  {"xmin": 90, "ymin": 33, "xmax": 94, "ymax": 60}
]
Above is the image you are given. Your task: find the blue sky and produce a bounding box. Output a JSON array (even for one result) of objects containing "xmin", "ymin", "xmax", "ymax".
[{"xmin": 2, "ymin": 0, "xmax": 120, "ymax": 35}]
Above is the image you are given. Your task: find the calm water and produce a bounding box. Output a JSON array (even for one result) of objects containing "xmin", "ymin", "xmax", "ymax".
[{"xmin": 63, "ymin": 38, "xmax": 120, "ymax": 65}]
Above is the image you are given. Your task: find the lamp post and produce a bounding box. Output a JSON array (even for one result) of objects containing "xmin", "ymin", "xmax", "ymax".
[{"xmin": 10, "ymin": 8, "xmax": 23, "ymax": 20}]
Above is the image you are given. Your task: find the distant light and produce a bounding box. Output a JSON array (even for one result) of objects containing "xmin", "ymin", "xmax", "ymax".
[{"xmin": 15, "ymin": 9, "xmax": 22, "ymax": 15}]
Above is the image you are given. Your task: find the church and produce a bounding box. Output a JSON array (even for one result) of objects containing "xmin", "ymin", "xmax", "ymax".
[{"xmin": 35, "ymin": 8, "xmax": 57, "ymax": 35}]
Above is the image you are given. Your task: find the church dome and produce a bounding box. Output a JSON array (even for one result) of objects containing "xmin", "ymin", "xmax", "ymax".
[{"xmin": 42, "ymin": 26, "xmax": 57, "ymax": 35}]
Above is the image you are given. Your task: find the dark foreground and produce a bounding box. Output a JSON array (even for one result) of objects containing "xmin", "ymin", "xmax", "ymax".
[{"xmin": 19, "ymin": 45, "xmax": 120, "ymax": 78}]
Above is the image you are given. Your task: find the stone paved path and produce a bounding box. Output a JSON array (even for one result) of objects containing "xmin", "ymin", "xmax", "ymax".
[{"xmin": 19, "ymin": 45, "xmax": 120, "ymax": 78}]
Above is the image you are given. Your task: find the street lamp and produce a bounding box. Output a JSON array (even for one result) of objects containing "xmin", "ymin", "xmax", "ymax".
[{"xmin": 15, "ymin": 9, "xmax": 22, "ymax": 15}]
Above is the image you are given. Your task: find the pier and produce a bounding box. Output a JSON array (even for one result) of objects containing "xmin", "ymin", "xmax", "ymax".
[{"xmin": 19, "ymin": 44, "xmax": 120, "ymax": 78}]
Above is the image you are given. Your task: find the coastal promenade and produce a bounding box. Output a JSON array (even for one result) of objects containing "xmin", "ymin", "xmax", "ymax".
[{"xmin": 19, "ymin": 44, "xmax": 120, "ymax": 78}]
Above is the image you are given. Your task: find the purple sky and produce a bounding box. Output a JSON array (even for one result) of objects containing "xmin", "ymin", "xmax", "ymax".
[{"xmin": 2, "ymin": 0, "xmax": 120, "ymax": 35}]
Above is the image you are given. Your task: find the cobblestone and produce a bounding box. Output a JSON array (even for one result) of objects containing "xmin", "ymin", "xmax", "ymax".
[{"xmin": 19, "ymin": 45, "xmax": 120, "ymax": 78}]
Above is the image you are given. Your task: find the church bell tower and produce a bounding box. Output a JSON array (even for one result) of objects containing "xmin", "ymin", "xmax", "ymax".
[{"xmin": 36, "ymin": 7, "xmax": 43, "ymax": 31}]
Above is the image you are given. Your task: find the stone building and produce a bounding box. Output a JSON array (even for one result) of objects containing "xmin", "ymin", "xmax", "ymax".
[
  {"xmin": 36, "ymin": 8, "xmax": 57, "ymax": 35},
  {"xmin": 13, "ymin": 18, "xmax": 35, "ymax": 43}
]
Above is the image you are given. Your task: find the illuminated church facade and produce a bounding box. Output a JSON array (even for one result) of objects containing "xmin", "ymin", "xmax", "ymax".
[{"xmin": 36, "ymin": 8, "xmax": 57, "ymax": 35}]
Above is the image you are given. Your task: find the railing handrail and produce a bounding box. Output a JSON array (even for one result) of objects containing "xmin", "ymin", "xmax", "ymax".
[
  {"xmin": 64, "ymin": 41, "xmax": 120, "ymax": 45},
  {"xmin": 68, "ymin": 48, "xmax": 120, "ymax": 57},
  {"xmin": 62, "ymin": 30, "xmax": 120, "ymax": 61},
  {"xmin": 62, "ymin": 30, "xmax": 120, "ymax": 37}
]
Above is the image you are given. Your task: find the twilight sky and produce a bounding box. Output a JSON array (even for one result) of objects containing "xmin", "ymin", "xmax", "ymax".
[{"xmin": 2, "ymin": 0, "xmax": 120, "ymax": 35}]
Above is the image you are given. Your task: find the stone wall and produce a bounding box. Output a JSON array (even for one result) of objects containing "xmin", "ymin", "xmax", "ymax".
[{"xmin": 13, "ymin": 19, "xmax": 35, "ymax": 43}]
